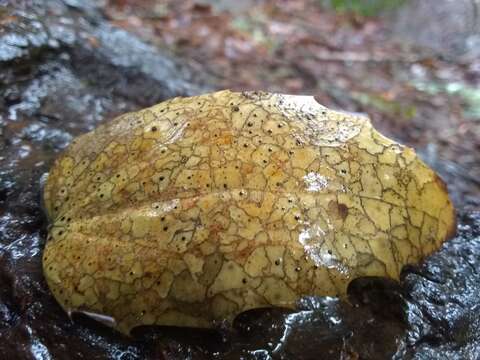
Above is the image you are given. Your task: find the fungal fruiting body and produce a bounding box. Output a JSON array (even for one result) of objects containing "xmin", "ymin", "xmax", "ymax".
[{"xmin": 42, "ymin": 90, "xmax": 456, "ymax": 334}]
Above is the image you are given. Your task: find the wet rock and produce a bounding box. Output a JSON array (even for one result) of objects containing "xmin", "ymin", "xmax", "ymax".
[{"xmin": 402, "ymin": 211, "xmax": 480, "ymax": 359}]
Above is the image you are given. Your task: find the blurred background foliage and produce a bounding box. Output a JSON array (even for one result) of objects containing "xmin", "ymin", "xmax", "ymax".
[{"xmin": 321, "ymin": 0, "xmax": 407, "ymax": 17}]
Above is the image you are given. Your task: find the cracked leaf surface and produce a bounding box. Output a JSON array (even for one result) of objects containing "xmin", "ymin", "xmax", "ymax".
[{"xmin": 42, "ymin": 90, "xmax": 456, "ymax": 334}]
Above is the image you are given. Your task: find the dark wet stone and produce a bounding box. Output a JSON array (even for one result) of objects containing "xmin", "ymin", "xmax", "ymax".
[
  {"xmin": 402, "ymin": 211, "xmax": 480, "ymax": 359},
  {"xmin": 1, "ymin": 0, "xmax": 480, "ymax": 359}
]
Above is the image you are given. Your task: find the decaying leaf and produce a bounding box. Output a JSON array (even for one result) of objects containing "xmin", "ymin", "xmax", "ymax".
[{"xmin": 42, "ymin": 90, "xmax": 455, "ymax": 334}]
